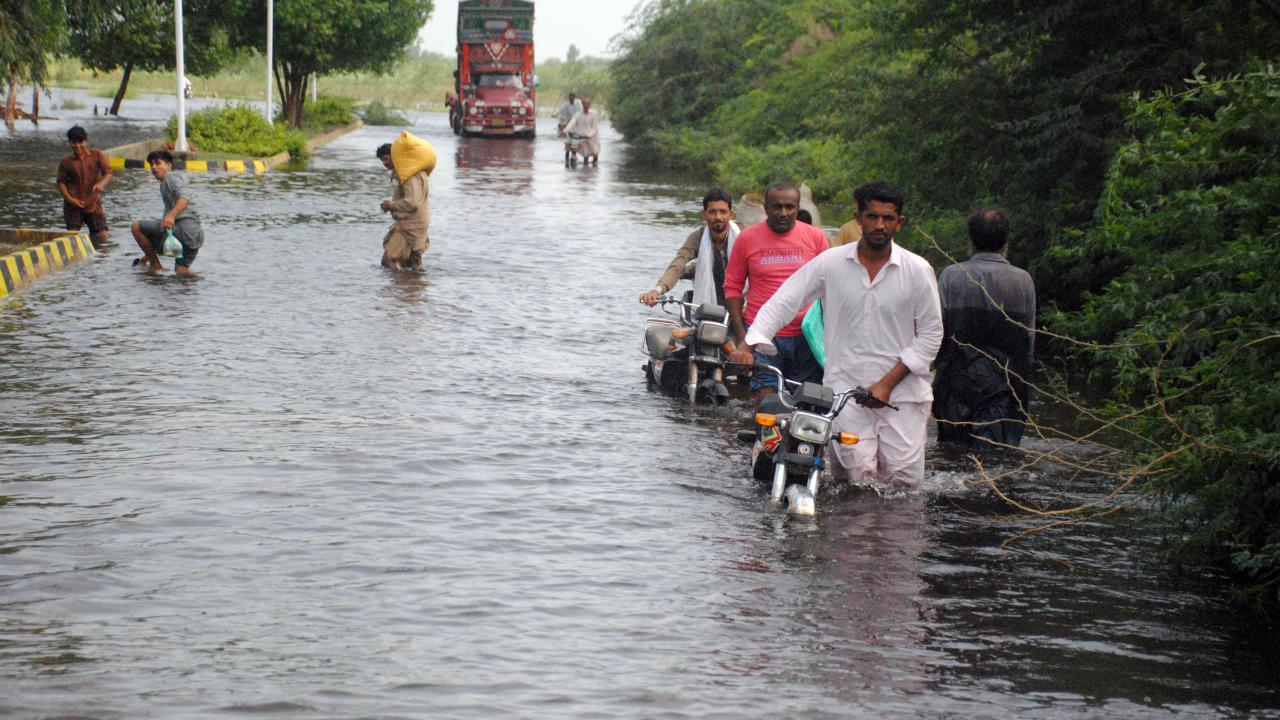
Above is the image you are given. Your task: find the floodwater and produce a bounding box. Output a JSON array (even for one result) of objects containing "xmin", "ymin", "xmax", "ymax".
[{"xmin": 1, "ymin": 90, "xmax": 1278, "ymax": 719}]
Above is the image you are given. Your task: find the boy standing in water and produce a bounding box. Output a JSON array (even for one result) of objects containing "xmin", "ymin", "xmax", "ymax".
[
  {"xmin": 130, "ymin": 150, "xmax": 204, "ymax": 275},
  {"xmin": 56, "ymin": 125, "xmax": 113, "ymax": 242}
]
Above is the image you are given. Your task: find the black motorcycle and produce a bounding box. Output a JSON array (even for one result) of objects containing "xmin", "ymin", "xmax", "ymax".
[
  {"xmin": 737, "ymin": 363, "xmax": 896, "ymax": 515},
  {"xmin": 643, "ymin": 296, "xmax": 732, "ymax": 404}
]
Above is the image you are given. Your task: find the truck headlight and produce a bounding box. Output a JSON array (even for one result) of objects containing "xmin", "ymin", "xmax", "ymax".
[{"xmin": 789, "ymin": 412, "xmax": 831, "ymax": 444}]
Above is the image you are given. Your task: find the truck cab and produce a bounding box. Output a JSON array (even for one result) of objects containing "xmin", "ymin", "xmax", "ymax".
[{"xmin": 453, "ymin": 1, "xmax": 536, "ymax": 139}]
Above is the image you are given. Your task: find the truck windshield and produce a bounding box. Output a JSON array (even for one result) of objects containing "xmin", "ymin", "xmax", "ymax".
[{"xmin": 477, "ymin": 74, "xmax": 523, "ymax": 90}]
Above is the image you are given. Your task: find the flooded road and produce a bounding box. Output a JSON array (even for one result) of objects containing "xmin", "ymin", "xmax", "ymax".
[{"xmin": 2, "ymin": 91, "xmax": 1278, "ymax": 718}]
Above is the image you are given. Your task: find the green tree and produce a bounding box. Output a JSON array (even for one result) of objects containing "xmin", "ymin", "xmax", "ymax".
[
  {"xmin": 1, "ymin": 0, "xmax": 64, "ymax": 126},
  {"xmin": 221, "ymin": 0, "xmax": 434, "ymax": 127},
  {"xmin": 65, "ymin": 0, "xmax": 233, "ymax": 115},
  {"xmin": 1049, "ymin": 66, "xmax": 1280, "ymax": 605}
]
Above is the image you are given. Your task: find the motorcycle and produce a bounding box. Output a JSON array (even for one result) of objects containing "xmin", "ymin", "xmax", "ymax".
[
  {"xmin": 643, "ymin": 296, "xmax": 732, "ymax": 405},
  {"xmin": 562, "ymin": 131, "xmax": 585, "ymax": 166},
  {"xmin": 737, "ymin": 363, "xmax": 896, "ymax": 515}
]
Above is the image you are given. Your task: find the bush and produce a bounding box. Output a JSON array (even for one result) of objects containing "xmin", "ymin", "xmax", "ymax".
[
  {"xmin": 301, "ymin": 96, "xmax": 356, "ymax": 131},
  {"xmin": 359, "ymin": 100, "xmax": 410, "ymax": 126},
  {"xmin": 167, "ymin": 104, "xmax": 307, "ymax": 158},
  {"xmin": 1050, "ymin": 66, "xmax": 1280, "ymax": 606}
]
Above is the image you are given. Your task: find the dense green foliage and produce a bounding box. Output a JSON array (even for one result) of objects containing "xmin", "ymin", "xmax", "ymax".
[
  {"xmin": 167, "ymin": 103, "xmax": 305, "ymax": 158},
  {"xmin": 217, "ymin": 0, "xmax": 434, "ymax": 127},
  {"xmin": 1048, "ymin": 67, "xmax": 1280, "ymax": 604}
]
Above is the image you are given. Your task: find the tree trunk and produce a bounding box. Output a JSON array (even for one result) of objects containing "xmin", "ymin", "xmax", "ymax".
[
  {"xmin": 110, "ymin": 62, "xmax": 132, "ymax": 116},
  {"xmin": 5, "ymin": 67, "xmax": 17, "ymax": 129},
  {"xmin": 31, "ymin": 84, "xmax": 39, "ymax": 123},
  {"xmin": 280, "ymin": 62, "xmax": 309, "ymax": 127}
]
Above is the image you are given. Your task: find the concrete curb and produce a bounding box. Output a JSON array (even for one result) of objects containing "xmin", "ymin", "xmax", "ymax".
[
  {"xmin": 0, "ymin": 229, "xmax": 96, "ymax": 299},
  {"xmin": 101, "ymin": 121, "xmax": 364, "ymax": 174}
]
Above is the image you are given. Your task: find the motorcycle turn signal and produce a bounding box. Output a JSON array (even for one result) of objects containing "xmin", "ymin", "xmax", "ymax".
[
  {"xmin": 755, "ymin": 413, "xmax": 778, "ymax": 427},
  {"xmin": 837, "ymin": 432, "xmax": 860, "ymax": 445}
]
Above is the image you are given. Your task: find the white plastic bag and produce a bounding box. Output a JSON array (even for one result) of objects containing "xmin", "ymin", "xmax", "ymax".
[{"xmin": 161, "ymin": 229, "xmax": 183, "ymax": 259}]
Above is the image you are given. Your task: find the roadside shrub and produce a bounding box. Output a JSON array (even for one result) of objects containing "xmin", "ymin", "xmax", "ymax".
[
  {"xmin": 1050, "ymin": 66, "xmax": 1280, "ymax": 606},
  {"xmin": 301, "ymin": 96, "xmax": 356, "ymax": 131},
  {"xmin": 359, "ymin": 100, "xmax": 410, "ymax": 126},
  {"xmin": 167, "ymin": 104, "xmax": 306, "ymax": 158}
]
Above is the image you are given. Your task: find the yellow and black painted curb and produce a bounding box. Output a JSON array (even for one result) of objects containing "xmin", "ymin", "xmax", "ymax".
[
  {"xmin": 108, "ymin": 156, "xmax": 271, "ymax": 174},
  {"xmin": 0, "ymin": 230, "xmax": 96, "ymax": 299},
  {"xmin": 101, "ymin": 122, "xmax": 363, "ymax": 175}
]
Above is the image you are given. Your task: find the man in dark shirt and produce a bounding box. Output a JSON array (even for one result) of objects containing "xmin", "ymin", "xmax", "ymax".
[
  {"xmin": 56, "ymin": 126, "xmax": 113, "ymax": 242},
  {"xmin": 933, "ymin": 207, "xmax": 1037, "ymax": 450}
]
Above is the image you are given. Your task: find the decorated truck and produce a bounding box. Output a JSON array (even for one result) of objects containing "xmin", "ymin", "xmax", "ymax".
[{"xmin": 451, "ymin": 0, "xmax": 536, "ymax": 139}]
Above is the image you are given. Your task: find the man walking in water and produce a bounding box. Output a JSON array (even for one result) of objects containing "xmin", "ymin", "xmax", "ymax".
[
  {"xmin": 933, "ymin": 207, "xmax": 1036, "ymax": 450},
  {"xmin": 561, "ymin": 98, "xmax": 600, "ymax": 166},
  {"xmin": 640, "ymin": 187, "xmax": 739, "ymax": 307},
  {"xmin": 380, "ymin": 131, "xmax": 435, "ymax": 271},
  {"xmin": 736, "ymin": 181, "xmax": 943, "ymax": 491},
  {"xmin": 56, "ymin": 125, "xmax": 113, "ymax": 243},
  {"xmin": 726, "ymin": 183, "xmax": 830, "ymax": 402},
  {"xmin": 129, "ymin": 150, "xmax": 204, "ymax": 275}
]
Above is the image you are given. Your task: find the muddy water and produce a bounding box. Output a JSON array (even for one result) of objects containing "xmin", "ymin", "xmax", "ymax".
[{"xmin": 1, "ymin": 90, "xmax": 1277, "ymax": 719}]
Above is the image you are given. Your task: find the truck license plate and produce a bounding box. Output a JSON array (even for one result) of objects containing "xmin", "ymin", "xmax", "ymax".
[{"xmin": 491, "ymin": 118, "xmax": 506, "ymax": 127}]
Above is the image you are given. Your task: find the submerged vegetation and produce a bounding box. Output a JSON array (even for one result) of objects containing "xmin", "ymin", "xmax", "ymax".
[{"xmin": 611, "ymin": 0, "xmax": 1280, "ymax": 605}]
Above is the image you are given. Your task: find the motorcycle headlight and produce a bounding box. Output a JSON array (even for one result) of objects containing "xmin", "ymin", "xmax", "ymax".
[
  {"xmin": 696, "ymin": 321, "xmax": 728, "ymax": 346},
  {"xmin": 789, "ymin": 412, "xmax": 831, "ymax": 444}
]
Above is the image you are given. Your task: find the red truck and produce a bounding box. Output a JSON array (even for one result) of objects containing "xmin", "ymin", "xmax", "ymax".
[{"xmin": 450, "ymin": 0, "xmax": 536, "ymax": 139}]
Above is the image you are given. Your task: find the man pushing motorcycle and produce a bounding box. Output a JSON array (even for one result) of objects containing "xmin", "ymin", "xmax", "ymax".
[{"xmin": 732, "ymin": 181, "xmax": 942, "ymax": 492}]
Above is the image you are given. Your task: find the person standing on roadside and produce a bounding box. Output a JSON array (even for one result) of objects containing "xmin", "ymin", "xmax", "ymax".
[
  {"xmin": 726, "ymin": 183, "xmax": 830, "ymax": 402},
  {"xmin": 735, "ymin": 181, "xmax": 942, "ymax": 491},
  {"xmin": 640, "ymin": 187, "xmax": 739, "ymax": 308},
  {"xmin": 56, "ymin": 125, "xmax": 113, "ymax": 243},
  {"xmin": 933, "ymin": 207, "xmax": 1036, "ymax": 451},
  {"xmin": 129, "ymin": 150, "xmax": 204, "ymax": 275}
]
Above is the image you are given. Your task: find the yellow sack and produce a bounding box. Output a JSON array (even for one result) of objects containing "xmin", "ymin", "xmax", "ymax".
[{"xmin": 391, "ymin": 130, "xmax": 436, "ymax": 182}]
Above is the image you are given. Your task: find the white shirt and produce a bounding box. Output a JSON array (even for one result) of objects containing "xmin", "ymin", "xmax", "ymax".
[
  {"xmin": 744, "ymin": 242, "xmax": 943, "ymax": 403},
  {"xmin": 562, "ymin": 109, "xmax": 598, "ymax": 139}
]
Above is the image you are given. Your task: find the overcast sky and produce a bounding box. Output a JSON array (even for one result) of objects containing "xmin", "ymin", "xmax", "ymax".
[{"xmin": 416, "ymin": 0, "xmax": 644, "ymax": 61}]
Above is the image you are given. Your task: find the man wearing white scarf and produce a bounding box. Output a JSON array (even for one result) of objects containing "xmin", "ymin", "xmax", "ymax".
[{"xmin": 641, "ymin": 188, "xmax": 739, "ymax": 307}]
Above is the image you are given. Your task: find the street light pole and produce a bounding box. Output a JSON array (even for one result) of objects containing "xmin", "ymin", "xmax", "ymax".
[
  {"xmin": 175, "ymin": 0, "xmax": 188, "ymax": 152},
  {"xmin": 265, "ymin": 0, "xmax": 274, "ymax": 124}
]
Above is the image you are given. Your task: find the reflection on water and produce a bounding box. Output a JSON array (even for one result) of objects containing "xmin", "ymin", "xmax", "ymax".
[{"xmin": 1, "ymin": 99, "xmax": 1278, "ymax": 719}]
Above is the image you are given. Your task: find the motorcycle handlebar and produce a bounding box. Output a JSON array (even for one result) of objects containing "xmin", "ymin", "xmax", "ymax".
[{"xmin": 753, "ymin": 361, "xmax": 899, "ymax": 413}]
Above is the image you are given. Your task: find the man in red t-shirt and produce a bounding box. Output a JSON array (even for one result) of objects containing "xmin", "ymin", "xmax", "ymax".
[
  {"xmin": 725, "ymin": 183, "xmax": 830, "ymax": 401},
  {"xmin": 56, "ymin": 125, "xmax": 113, "ymax": 242}
]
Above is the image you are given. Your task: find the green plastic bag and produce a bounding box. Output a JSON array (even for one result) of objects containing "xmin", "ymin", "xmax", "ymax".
[{"xmin": 801, "ymin": 300, "xmax": 825, "ymax": 367}]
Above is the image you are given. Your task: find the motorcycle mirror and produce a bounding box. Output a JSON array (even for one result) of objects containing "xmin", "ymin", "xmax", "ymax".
[{"xmin": 837, "ymin": 432, "xmax": 860, "ymax": 445}]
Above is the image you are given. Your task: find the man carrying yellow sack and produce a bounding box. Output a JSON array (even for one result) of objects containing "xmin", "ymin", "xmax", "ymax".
[{"xmin": 380, "ymin": 130, "xmax": 436, "ymax": 270}]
